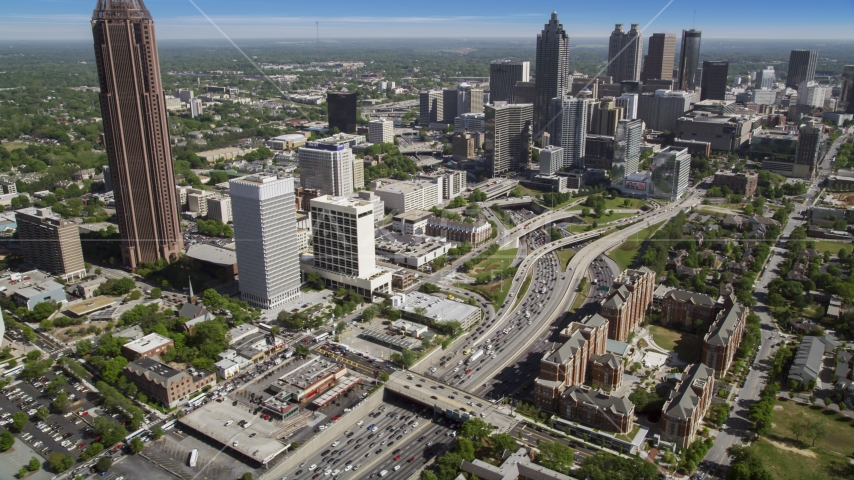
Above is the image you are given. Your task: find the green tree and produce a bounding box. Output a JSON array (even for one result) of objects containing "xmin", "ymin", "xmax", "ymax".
[
  {"xmin": 726, "ymin": 445, "xmax": 774, "ymax": 480},
  {"xmin": 0, "ymin": 430, "xmax": 14, "ymax": 452},
  {"xmin": 306, "ymin": 272, "xmax": 325, "ymax": 290},
  {"xmin": 76, "ymin": 339, "xmax": 93, "ymax": 356},
  {"xmin": 379, "ymin": 372, "xmax": 390, "ymax": 382},
  {"xmin": 47, "ymin": 452, "xmax": 75, "ymax": 473},
  {"xmin": 128, "ymin": 290, "xmax": 142, "ymax": 301},
  {"xmin": 534, "ymin": 441, "xmax": 574, "ymax": 474},
  {"xmin": 27, "ymin": 457, "xmax": 40, "ymax": 471},
  {"xmin": 129, "ymin": 436, "xmax": 145, "ymax": 454},
  {"xmin": 488, "ymin": 433, "xmax": 518, "ymax": 457},
  {"xmin": 460, "ymin": 418, "xmax": 492, "ymax": 443},
  {"xmin": 95, "ymin": 457, "xmax": 112, "ymax": 472},
  {"xmin": 579, "ymin": 451, "xmax": 659, "ymax": 480},
  {"xmin": 153, "ymin": 426, "xmax": 164, "ymax": 440},
  {"xmin": 362, "ymin": 304, "xmax": 379, "ymax": 321},
  {"xmin": 455, "ymin": 437, "xmax": 476, "ymax": 461},
  {"xmin": 241, "ymin": 473, "xmax": 253, "ymax": 480},
  {"xmin": 11, "ymin": 412, "xmax": 27, "ymax": 431},
  {"xmin": 207, "ymin": 170, "xmax": 230, "ymax": 185},
  {"xmin": 36, "ymin": 407, "xmax": 49, "ymax": 420},
  {"xmin": 52, "ymin": 392, "xmax": 70, "ymax": 413},
  {"xmin": 149, "ymin": 287, "xmax": 162, "ymax": 299}
]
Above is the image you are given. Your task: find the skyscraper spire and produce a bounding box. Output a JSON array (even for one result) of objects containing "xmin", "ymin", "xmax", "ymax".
[
  {"xmin": 534, "ymin": 11, "xmax": 570, "ymax": 135},
  {"xmin": 91, "ymin": 0, "xmax": 182, "ymax": 269}
]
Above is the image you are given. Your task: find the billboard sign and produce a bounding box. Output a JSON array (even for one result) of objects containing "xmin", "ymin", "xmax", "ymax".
[{"xmin": 625, "ymin": 181, "xmax": 646, "ymax": 190}]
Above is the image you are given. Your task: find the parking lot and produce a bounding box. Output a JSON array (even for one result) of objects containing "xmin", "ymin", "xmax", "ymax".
[{"xmin": 0, "ymin": 366, "xmax": 102, "ymax": 464}]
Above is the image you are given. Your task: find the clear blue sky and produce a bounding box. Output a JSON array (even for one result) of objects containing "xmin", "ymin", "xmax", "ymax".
[{"xmin": 2, "ymin": 0, "xmax": 853, "ymax": 41}]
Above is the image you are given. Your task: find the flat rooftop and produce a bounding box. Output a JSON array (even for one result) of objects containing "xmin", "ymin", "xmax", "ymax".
[
  {"xmin": 123, "ymin": 333, "xmax": 172, "ymax": 354},
  {"xmin": 179, "ymin": 400, "xmax": 291, "ymax": 464},
  {"xmin": 395, "ymin": 292, "xmax": 480, "ymax": 323},
  {"xmin": 64, "ymin": 296, "xmax": 117, "ymax": 317},
  {"xmin": 185, "ymin": 243, "xmax": 238, "ymax": 266},
  {"xmin": 278, "ymin": 356, "xmax": 345, "ymax": 390},
  {"xmin": 376, "ymin": 181, "xmax": 436, "ymax": 195}
]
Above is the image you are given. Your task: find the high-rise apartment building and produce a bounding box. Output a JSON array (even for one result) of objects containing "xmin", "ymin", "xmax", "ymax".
[
  {"xmin": 841, "ymin": 66, "xmax": 854, "ymax": 114},
  {"xmin": 305, "ymin": 195, "xmax": 392, "ymax": 300},
  {"xmin": 677, "ymin": 29, "xmax": 702, "ymax": 91},
  {"xmin": 700, "ymin": 61, "xmax": 729, "ymax": 101},
  {"xmin": 368, "ymin": 118, "xmax": 394, "ymax": 144},
  {"xmin": 637, "ymin": 89, "xmax": 699, "ymax": 132},
  {"xmin": 651, "ymin": 146, "xmax": 691, "ymax": 201},
  {"xmin": 230, "ymin": 175, "xmax": 301, "ymax": 309},
  {"xmin": 489, "ymin": 60, "xmax": 530, "ymax": 103},
  {"xmin": 539, "ymin": 145, "xmax": 563, "ymax": 176},
  {"xmin": 612, "ymin": 119, "xmax": 643, "ymax": 185},
  {"xmin": 512, "ymin": 81, "xmax": 537, "ymax": 105},
  {"xmin": 419, "ymin": 90, "xmax": 442, "ymax": 126},
  {"xmin": 534, "ymin": 12, "xmax": 570, "ymax": 133},
  {"xmin": 298, "ymin": 142, "xmax": 354, "ymax": 197},
  {"xmin": 189, "ymin": 98, "xmax": 203, "ymax": 118},
  {"xmin": 549, "ymin": 96, "xmax": 589, "ymax": 169},
  {"xmin": 485, "ymin": 102, "xmax": 533, "ymax": 177},
  {"xmin": 607, "ymin": 24, "xmax": 643, "ymax": 84},
  {"xmin": 643, "ymin": 33, "xmax": 676, "ymax": 82},
  {"xmin": 91, "ymin": 0, "xmax": 182, "ymax": 269},
  {"xmin": 327, "ymin": 92, "xmax": 357, "ymax": 133},
  {"xmin": 456, "ymin": 83, "xmax": 484, "ymax": 115},
  {"xmin": 351, "ymin": 158, "xmax": 364, "ymax": 191},
  {"xmin": 454, "ymin": 113, "xmax": 486, "ymax": 133},
  {"xmin": 15, "ymin": 207, "xmax": 86, "ymax": 282},
  {"xmin": 756, "ymin": 66, "xmax": 776, "ymax": 89},
  {"xmin": 786, "ymin": 50, "xmax": 818, "ymax": 90},
  {"xmin": 591, "ymin": 97, "xmax": 624, "ymax": 136}
]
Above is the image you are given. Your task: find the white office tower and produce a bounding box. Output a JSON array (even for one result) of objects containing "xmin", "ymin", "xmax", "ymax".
[
  {"xmin": 755, "ymin": 66, "xmax": 775, "ymax": 89},
  {"xmin": 651, "ymin": 147, "xmax": 690, "ymax": 201},
  {"xmin": 305, "ymin": 195, "xmax": 392, "ymax": 299},
  {"xmin": 612, "ymin": 119, "xmax": 643, "ymax": 185},
  {"xmin": 230, "ymin": 175, "xmax": 300, "ymax": 309},
  {"xmin": 539, "ymin": 145, "xmax": 563, "ymax": 175},
  {"xmin": 798, "ymin": 81, "xmax": 826, "ymax": 108},
  {"xmin": 616, "ymin": 93, "xmax": 638, "ymax": 120},
  {"xmin": 298, "ymin": 142, "xmax": 354, "ymax": 196},
  {"xmin": 549, "ymin": 96, "xmax": 590, "ymax": 169},
  {"xmin": 368, "ymin": 118, "xmax": 394, "ymax": 144}
]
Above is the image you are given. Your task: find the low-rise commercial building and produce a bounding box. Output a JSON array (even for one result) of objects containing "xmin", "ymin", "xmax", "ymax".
[
  {"xmin": 123, "ymin": 357, "xmax": 215, "ymax": 408},
  {"xmin": 660, "ymin": 363, "xmax": 715, "ymax": 449},
  {"xmin": 393, "ymin": 210, "xmax": 433, "ymax": 235},
  {"xmin": 375, "ymin": 234, "xmax": 452, "ymax": 269},
  {"xmin": 460, "ymin": 447, "xmax": 577, "ymax": 480},
  {"xmin": 702, "ymin": 303, "xmax": 748, "ymax": 378},
  {"xmin": 391, "ymin": 292, "xmax": 482, "ymax": 331},
  {"xmin": 675, "ymin": 112, "xmax": 761, "ymax": 152},
  {"xmin": 11, "ymin": 280, "xmax": 67, "ymax": 310},
  {"xmin": 121, "ymin": 332, "xmax": 174, "ymax": 361}
]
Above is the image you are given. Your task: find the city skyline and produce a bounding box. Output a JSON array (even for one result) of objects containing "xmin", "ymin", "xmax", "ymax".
[{"xmin": 3, "ymin": 1, "xmax": 854, "ymax": 41}]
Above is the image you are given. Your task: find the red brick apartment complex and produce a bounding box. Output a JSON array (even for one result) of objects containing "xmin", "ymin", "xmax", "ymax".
[{"xmin": 598, "ymin": 267, "xmax": 656, "ymax": 341}]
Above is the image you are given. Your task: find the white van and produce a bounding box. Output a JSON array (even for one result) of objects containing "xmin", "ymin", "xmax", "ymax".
[{"xmin": 379, "ymin": 471, "xmax": 389, "ymax": 477}]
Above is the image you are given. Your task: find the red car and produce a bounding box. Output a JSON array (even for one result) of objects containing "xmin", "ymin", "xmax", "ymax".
[
  {"xmin": 465, "ymin": 369, "xmax": 472, "ymax": 375},
  {"xmin": 302, "ymin": 339, "xmax": 309, "ymax": 343},
  {"xmin": 332, "ymin": 415, "xmax": 341, "ymax": 421},
  {"xmin": 407, "ymin": 457, "xmax": 415, "ymax": 463},
  {"xmin": 80, "ymin": 411, "xmax": 89, "ymax": 417},
  {"xmin": 394, "ymin": 455, "xmax": 401, "ymax": 461}
]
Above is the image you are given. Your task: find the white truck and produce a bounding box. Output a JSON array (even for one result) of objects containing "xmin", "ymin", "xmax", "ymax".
[{"xmin": 468, "ymin": 349, "xmax": 484, "ymax": 364}]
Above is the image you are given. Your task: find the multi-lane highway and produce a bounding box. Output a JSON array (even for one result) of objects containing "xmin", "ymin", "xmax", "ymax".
[{"xmin": 276, "ymin": 400, "xmax": 454, "ymax": 480}]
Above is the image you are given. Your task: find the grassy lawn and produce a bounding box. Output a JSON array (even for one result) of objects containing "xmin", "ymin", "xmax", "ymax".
[
  {"xmin": 458, "ymin": 247, "xmax": 518, "ymax": 306},
  {"xmin": 568, "ymin": 196, "xmax": 648, "ymax": 211},
  {"xmin": 569, "ymin": 280, "xmax": 590, "ymax": 314},
  {"xmin": 648, "ymin": 325, "xmax": 702, "ymax": 363},
  {"xmin": 607, "ymin": 220, "xmax": 665, "ymax": 271},
  {"xmin": 2, "ymin": 141, "xmax": 29, "ymax": 151},
  {"xmin": 614, "ymin": 424, "xmax": 641, "ymax": 442},
  {"xmin": 469, "ymin": 248, "xmax": 518, "ymax": 276},
  {"xmin": 750, "ymin": 399, "xmax": 854, "ymax": 480},
  {"xmin": 812, "ymin": 240, "xmax": 851, "ymax": 255},
  {"xmin": 557, "ymin": 248, "xmax": 576, "ymax": 271}
]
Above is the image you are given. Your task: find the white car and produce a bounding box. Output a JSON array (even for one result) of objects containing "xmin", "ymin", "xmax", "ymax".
[
  {"xmin": 357, "ymin": 420, "xmax": 364, "ymax": 427},
  {"xmin": 309, "ymin": 464, "xmax": 317, "ymax": 471},
  {"xmin": 331, "ymin": 441, "xmax": 339, "ymax": 447},
  {"xmin": 225, "ymin": 420, "xmax": 233, "ymax": 426},
  {"xmin": 394, "ymin": 465, "xmax": 401, "ymax": 471},
  {"xmin": 411, "ymin": 422, "xmax": 419, "ymax": 428}
]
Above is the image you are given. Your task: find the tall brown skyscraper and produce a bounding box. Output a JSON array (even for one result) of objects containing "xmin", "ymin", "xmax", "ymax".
[
  {"xmin": 642, "ymin": 33, "xmax": 676, "ymax": 82},
  {"xmin": 91, "ymin": 0, "xmax": 182, "ymax": 269}
]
